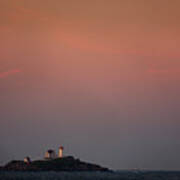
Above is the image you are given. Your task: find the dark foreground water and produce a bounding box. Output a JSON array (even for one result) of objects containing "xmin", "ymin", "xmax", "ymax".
[{"xmin": 0, "ymin": 171, "xmax": 180, "ymax": 180}]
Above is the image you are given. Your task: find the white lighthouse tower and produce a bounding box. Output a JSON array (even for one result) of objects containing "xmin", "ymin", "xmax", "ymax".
[{"xmin": 58, "ymin": 146, "xmax": 64, "ymax": 158}]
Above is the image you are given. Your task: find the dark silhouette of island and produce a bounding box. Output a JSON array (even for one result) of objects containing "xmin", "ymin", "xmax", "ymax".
[{"xmin": 2, "ymin": 156, "xmax": 109, "ymax": 172}]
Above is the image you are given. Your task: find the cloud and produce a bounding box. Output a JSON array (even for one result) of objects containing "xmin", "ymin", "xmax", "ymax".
[
  {"xmin": 147, "ymin": 67, "xmax": 180, "ymax": 76},
  {"xmin": 147, "ymin": 69, "xmax": 169, "ymax": 74},
  {"xmin": 0, "ymin": 69, "xmax": 21, "ymax": 79}
]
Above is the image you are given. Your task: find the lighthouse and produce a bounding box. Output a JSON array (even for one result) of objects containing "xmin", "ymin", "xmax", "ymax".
[{"xmin": 58, "ymin": 146, "xmax": 64, "ymax": 158}]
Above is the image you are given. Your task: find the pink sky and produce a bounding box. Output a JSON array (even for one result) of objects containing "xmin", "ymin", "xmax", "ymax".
[{"xmin": 0, "ymin": 0, "xmax": 180, "ymax": 170}]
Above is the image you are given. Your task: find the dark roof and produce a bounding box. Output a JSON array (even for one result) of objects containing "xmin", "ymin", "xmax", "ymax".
[
  {"xmin": 24, "ymin": 157, "xmax": 30, "ymax": 160},
  {"xmin": 47, "ymin": 149, "xmax": 54, "ymax": 154},
  {"xmin": 59, "ymin": 146, "xmax": 64, "ymax": 149}
]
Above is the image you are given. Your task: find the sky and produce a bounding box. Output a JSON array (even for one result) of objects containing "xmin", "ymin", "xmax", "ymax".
[{"xmin": 0, "ymin": 0, "xmax": 180, "ymax": 170}]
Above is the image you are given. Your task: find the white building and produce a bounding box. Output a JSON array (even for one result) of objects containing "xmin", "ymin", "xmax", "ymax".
[{"xmin": 44, "ymin": 149, "xmax": 56, "ymax": 159}]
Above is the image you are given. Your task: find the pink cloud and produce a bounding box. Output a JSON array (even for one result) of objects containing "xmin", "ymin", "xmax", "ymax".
[
  {"xmin": 147, "ymin": 68, "xmax": 180, "ymax": 75},
  {"xmin": 147, "ymin": 69, "xmax": 169, "ymax": 74},
  {"xmin": 0, "ymin": 69, "xmax": 21, "ymax": 79}
]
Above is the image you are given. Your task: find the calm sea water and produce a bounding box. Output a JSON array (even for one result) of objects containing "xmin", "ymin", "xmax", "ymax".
[{"xmin": 0, "ymin": 171, "xmax": 180, "ymax": 180}]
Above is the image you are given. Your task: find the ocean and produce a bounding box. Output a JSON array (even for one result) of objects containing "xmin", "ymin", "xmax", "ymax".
[{"xmin": 0, "ymin": 170, "xmax": 180, "ymax": 180}]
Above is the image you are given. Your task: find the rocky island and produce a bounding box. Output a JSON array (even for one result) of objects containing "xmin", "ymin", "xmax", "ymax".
[
  {"xmin": 1, "ymin": 146, "xmax": 109, "ymax": 172},
  {"xmin": 2, "ymin": 156, "xmax": 109, "ymax": 172}
]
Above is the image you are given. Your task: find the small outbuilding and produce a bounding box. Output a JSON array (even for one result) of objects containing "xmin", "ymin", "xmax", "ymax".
[{"xmin": 24, "ymin": 157, "xmax": 31, "ymax": 164}]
